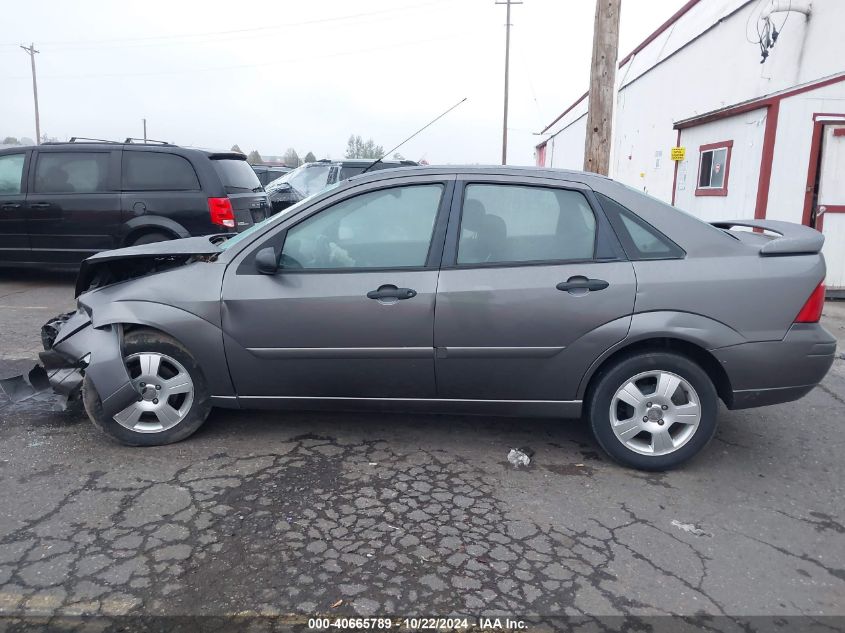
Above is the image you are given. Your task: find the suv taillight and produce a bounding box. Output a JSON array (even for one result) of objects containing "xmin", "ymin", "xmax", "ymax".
[
  {"xmin": 208, "ymin": 197, "xmax": 235, "ymax": 229},
  {"xmin": 794, "ymin": 282, "xmax": 825, "ymax": 323}
]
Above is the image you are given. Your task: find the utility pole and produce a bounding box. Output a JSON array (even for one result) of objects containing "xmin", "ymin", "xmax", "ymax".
[
  {"xmin": 143, "ymin": 118, "xmax": 147, "ymax": 142},
  {"xmin": 20, "ymin": 43, "xmax": 41, "ymax": 145},
  {"xmin": 496, "ymin": 0, "xmax": 522, "ymax": 165},
  {"xmin": 583, "ymin": 0, "xmax": 621, "ymax": 175}
]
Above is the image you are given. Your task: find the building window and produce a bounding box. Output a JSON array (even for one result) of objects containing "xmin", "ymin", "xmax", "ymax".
[{"xmin": 696, "ymin": 140, "xmax": 732, "ymax": 197}]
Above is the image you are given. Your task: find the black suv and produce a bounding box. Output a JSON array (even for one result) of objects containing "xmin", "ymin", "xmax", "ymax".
[
  {"xmin": 251, "ymin": 164, "xmax": 291, "ymax": 186},
  {"xmin": 0, "ymin": 138, "xmax": 270, "ymax": 267},
  {"xmin": 265, "ymin": 158, "xmax": 417, "ymax": 213}
]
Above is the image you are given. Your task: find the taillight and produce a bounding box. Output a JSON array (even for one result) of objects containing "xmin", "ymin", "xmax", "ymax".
[
  {"xmin": 794, "ymin": 282, "xmax": 825, "ymax": 323},
  {"xmin": 208, "ymin": 197, "xmax": 235, "ymax": 229}
]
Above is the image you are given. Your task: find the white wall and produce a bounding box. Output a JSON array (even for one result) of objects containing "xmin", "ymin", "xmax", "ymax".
[
  {"xmin": 673, "ymin": 107, "xmax": 767, "ymax": 220},
  {"xmin": 547, "ymin": 119, "xmax": 587, "ymax": 171},
  {"xmin": 540, "ymin": 0, "xmax": 845, "ymax": 203},
  {"xmin": 767, "ymin": 81, "xmax": 845, "ymax": 223}
]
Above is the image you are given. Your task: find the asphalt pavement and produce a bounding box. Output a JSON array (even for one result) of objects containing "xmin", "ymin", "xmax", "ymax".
[{"xmin": 0, "ymin": 269, "xmax": 843, "ymax": 630}]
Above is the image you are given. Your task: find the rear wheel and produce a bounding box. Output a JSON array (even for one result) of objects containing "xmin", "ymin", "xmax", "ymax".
[
  {"xmin": 83, "ymin": 330, "xmax": 211, "ymax": 446},
  {"xmin": 586, "ymin": 351, "xmax": 718, "ymax": 470},
  {"xmin": 129, "ymin": 231, "xmax": 172, "ymax": 246}
]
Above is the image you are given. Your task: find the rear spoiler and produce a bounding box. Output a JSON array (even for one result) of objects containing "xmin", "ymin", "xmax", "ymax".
[{"xmin": 710, "ymin": 219, "xmax": 824, "ymax": 256}]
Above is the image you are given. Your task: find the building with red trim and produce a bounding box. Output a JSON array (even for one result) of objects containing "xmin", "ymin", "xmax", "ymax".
[{"xmin": 536, "ymin": 0, "xmax": 845, "ymax": 291}]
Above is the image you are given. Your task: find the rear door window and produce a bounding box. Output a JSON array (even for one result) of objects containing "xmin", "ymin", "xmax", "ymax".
[
  {"xmin": 34, "ymin": 152, "xmax": 110, "ymax": 194},
  {"xmin": 0, "ymin": 154, "xmax": 25, "ymax": 194},
  {"xmin": 212, "ymin": 158, "xmax": 262, "ymax": 193},
  {"xmin": 457, "ymin": 183, "xmax": 596, "ymax": 265},
  {"xmin": 123, "ymin": 152, "xmax": 200, "ymax": 191}
]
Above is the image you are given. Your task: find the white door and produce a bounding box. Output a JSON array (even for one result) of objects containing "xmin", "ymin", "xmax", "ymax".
[{"xmin": 818, "ymin": 125, "xmax": 845, "ymax": 290}]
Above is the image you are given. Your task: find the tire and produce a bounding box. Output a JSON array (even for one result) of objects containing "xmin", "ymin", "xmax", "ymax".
[
  {"xmin": 82, "ymin": 329, "xmax": 211, "ymax": 446},
  {"xmin": 586, "ymin": 351, "xmax": 718, "ymax": 471},
  {"xmin": 129, "ymin": 231, "xmax": 173, "ymax": 247}
]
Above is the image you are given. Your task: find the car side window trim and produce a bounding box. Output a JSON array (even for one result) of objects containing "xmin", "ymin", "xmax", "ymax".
[
  {"xmin": 233, "ymin": 176, "xmax": 456, "ymax": 276},
  {"xmin": 440, "ymin": 178, "xmax": 625, "ymax": 269}
]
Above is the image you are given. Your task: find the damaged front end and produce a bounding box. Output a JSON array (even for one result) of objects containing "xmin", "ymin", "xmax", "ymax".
[
  {"xmin": 20, "ymin": 235, "xmax": 228, "ymax": 416},
  {"xmin": 38, "ymin": 310, "xmax": 137, "ymax": 418}
]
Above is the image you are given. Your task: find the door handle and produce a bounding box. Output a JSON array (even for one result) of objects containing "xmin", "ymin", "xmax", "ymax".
[
  {"xmin": 0, "ymin": 203, "xmax": 21, "ymax": 210},
  {"xmin": 29, "ymin": 202, "xmax": 51, "ymax": 210},
  {"xmin": 556, "ymin": 276, "xmax": 609, "ymax": 293},
  {"xmin": 367, "ymin": 285, "xmax": 417, "ymax": 301}
]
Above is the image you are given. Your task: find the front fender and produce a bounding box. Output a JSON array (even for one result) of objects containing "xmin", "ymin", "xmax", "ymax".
[{"xmin": 90, "ymin": 300, "xmax": 235, "ymax": 397}]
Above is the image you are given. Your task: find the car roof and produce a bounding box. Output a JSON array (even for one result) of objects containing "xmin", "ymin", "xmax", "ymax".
[
  {"xmin": 1, "ymin": 142, "xmax": 249, "ymax": 161},
  {"xmin": 307, "ymin": 159, "xmax": 417, "ymax": 167},
  {"xmin": 344, "ymin": 164, "xmax": 609, "ymax": 186}
]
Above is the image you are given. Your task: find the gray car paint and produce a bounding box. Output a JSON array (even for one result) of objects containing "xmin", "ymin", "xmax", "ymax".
[{"xmin": 43, "ymin": 166, "xmax": 837, "ymax": 421}]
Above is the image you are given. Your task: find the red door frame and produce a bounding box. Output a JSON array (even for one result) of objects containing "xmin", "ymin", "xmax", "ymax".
[
  {"xmin": 801, "ymin": 113, "xmax": 845, "ymax": 231},
  {"xmin": 536, "ymin": 142, "xmax": 547, "ymax": 167},
  {"xmin": 672, "ymin": 73, "xmax": 845, "ymax": 215}
]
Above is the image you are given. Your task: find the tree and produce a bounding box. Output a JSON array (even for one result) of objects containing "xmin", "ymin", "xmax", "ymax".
[
  {"xmin": 282, "ymin": 148, "xmax": 301, "ymax": 167},
  {"xmin": 2, "ymin": 137, "xmax": 20, "ymax": 145},
  {"xmin": 246, "ymin": 150, "xmax": 263, "ymax": 165},
  {"xmin": 303, "ymin": 151, "xmax": 316, "ymax": 163},
  {"xmin": 344, "ymin": 135, "xmax": 383, "ymax": 159},
  {"xmin": 231, "ymin": 144, "xmax": 243, "ymax": 154}
]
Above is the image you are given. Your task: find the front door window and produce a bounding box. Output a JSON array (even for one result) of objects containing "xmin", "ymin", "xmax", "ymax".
[
  {"xmin": 0, "ymin": 154, "xmax": 25, "ymax": 194},
  {"xmin": 281, "ymin": 184, "xmax": 443, "ymax": 269}
]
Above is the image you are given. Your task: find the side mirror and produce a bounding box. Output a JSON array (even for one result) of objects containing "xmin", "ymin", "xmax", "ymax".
[{"xmin": 255, "ymin": 247, "xmax": 279, "ymax": 275}]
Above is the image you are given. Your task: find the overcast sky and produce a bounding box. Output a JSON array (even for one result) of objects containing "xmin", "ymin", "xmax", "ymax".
[{"xmin": 0, "ymin": 0, "xmax": 687, "ymax": 165}]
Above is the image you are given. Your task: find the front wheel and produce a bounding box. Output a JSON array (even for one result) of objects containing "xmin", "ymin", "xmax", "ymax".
[
  {"xmin": 586, "ymin": 352, "xmax": 718, "ymax": 471},
  {"xmin": 83, "ymin": 329, "xmax": 211, "ymax": 446}
]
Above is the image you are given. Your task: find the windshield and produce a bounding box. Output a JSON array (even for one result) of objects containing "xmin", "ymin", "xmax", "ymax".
[
  {"xmin": 219, "ymin": 181, "xmax": 342, "ymax": 251},
  {"xmin": 212, "ymin": 158, "xmax": 263, "ymax": 193},
  {"xmin": 267, "ymin": 163, "xmax": 332, "ymax": 197}
]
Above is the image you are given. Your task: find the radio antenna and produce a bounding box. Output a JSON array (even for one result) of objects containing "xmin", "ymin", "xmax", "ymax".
[{"xmin": 360, "ymin": 97, "xmax": 467, "ymax": 174}]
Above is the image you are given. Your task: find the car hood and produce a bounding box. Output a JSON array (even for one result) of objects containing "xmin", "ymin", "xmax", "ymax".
[{"xmin": 76, "ymin": 235, "xmax": 226, "ymax": 297}]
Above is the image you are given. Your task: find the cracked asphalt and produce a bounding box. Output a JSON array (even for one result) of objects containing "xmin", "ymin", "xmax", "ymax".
[{"xmin": 0, "ymin": 270, "xmax": 844, "ymax": 629}]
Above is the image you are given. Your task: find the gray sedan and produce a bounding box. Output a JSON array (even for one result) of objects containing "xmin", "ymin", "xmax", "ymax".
[{"xmin": 40, "ymin": 166, "xmax": 836, "ymax": 470}]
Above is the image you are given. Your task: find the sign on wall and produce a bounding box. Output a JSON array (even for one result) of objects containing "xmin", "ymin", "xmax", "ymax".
[{"xmin": 671, "ymin": 146, "xmax": 686, "ymax": 161}]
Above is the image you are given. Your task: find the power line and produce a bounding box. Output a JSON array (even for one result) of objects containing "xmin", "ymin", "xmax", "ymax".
[
  {"xmin": 0, "ymin": 0, "xmax": 447, "ymax": 49},
  {"xmin": 1, "ymin": 33, "xmax": 462, "ymax": 81}
]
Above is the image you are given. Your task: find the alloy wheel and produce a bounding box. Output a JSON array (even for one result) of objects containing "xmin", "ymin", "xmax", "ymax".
[
  {"xmin": 609, "ymin": 370, "xmax": 702, "ymax": 456},
  {"xmin": 112, "ymin": 352, "xmax": 194, "ymax": 433}
]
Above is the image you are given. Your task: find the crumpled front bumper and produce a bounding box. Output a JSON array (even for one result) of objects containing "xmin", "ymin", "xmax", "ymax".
[{"xmin": 39, "ymin": 310, "xmax": 138, "ymax": 418}]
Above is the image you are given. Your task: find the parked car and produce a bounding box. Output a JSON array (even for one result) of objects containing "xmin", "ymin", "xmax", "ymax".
[
  {"xmin": 251, "ymin": 164, "xmax": 291, "ymax": 186},
  {"xmin": 265, "ymin": 158, "xmax": 417, "ymax": 213},
  {"xmin": 40, "ymin": 166, "xmax": 835, "ymax": 470},
  {"xmin": 0, "ymin": 138, "xmax": 270, "ymax": 267}
]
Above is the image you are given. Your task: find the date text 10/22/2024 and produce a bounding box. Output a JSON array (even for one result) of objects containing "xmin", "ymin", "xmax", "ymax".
[{"xmin": 307, "ymin": 617, "xmax": 528, "ymax": 630}]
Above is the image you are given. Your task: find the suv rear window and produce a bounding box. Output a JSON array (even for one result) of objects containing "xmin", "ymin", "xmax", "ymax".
[
  {"xmin": 212, "ymin": 158, "xmax": 262, "ymax": 193},
  {"xmin": 123, "ymin": 152, "xmax": 199, "ymax": 191}
]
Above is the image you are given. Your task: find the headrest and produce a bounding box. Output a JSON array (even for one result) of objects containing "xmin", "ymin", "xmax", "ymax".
[{"xmin": 462, "ymin": 198, "xmax": 486, "ymax": 232}]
